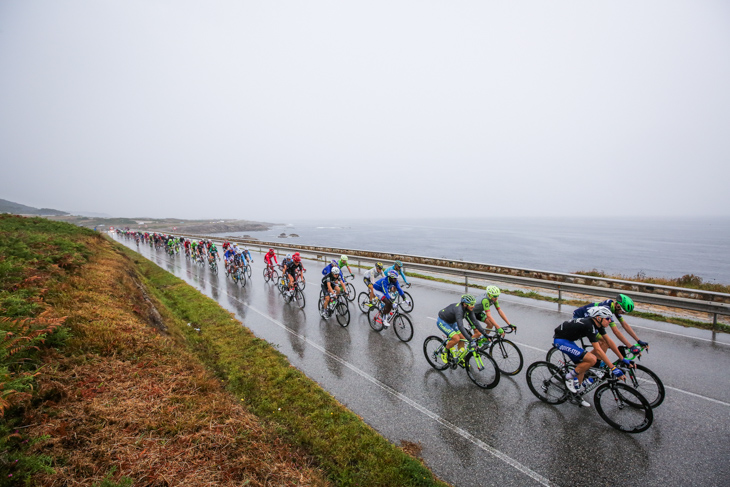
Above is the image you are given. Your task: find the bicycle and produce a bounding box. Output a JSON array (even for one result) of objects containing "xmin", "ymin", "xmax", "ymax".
[
  {"xmin": 343, "ymin": 275, "xmax": 356, "ymax": 302},
  {"xmin": 318, "ymin": 290, "xmax": 350, "ymax": 327},
  {"xmin": 209, "ymin": 258, "xmax": 218, "ymax": 274},
  {"xmin": 231, "ymin": 265, "xmax": 246, "ymax": 287},
  {"xmin": 367, "ymin": 301, "xmax": 414, "ymax": 342},
  {"xmin": 545, "ymin": 341, "xmax": 664, "ymax": 408},
  {"xmin": 525, "ymin": 356, "xmax": 653, "ymax": 433},
  {"xmin": 475, "ymin": 325, "xmax": 523, "ymax": 376},
  {"xmin": 389, "ymin": 283, "xmax": 414, "ymax": 313},
  {"xmin": 263, "ymin": 265, "xmax": 279, "ymax": 283},
  {"xmin": 423, "ymin": 335, "xmax": 501, "ymax": 389},
  {"xmin": 281, "ymin": 277, "xmax": 306, "ymax": 309},
  {"xmin": 357, "ymin": 292, "xmax": 380, "ymax": 314}
]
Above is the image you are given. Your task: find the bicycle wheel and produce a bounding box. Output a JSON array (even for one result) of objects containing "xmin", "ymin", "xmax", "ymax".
[
  {"xmin": 400, "ymin": 291, "xmax": 414, "ymax": 313},
  {"xmin": 294, "ymin": 289, "xmax": 306, "ymax": 309},
  {"xmin": 545, "ymin": 346, "xmax": 566, "ymax": 367},
  {"xmin": 525, "ymin": 361, "xmax": 569, "ymax": 404},
  {"xmin": 239, "ymin": 270, "xmax": 247, "ymax": 288},
  {"xmin": 594, "ymin": 383, "xmax": 653, "ymax": 433},
  {"xmin": 297, "ymin": 275, "xmax": 305, "ymax": 290},
  {"xmin": 620, "ymin": 364, "xmax": 665, "ymax": 408},
  {"xmin": 263, "ymin": 267, "xmax": 270, "ymax": 282},
  {"xmin": 336, "ymin": 300, "xmax": 350, "ymax": 327},
  {"xmin": 392, "ymin": 314, "xmax": 414, "ymax": 342},
  {"xmin": 367, "ymin": 307, "xmax": 384, "ymax": 331},
  {"xmin": 423, "ymin": 336, "xmax": 449, "ymax": 371},
  {"xmin": 466, "ymin": 351, "xmax": 500, "ymax": 389},
  {"xmin": 346, "ymin": 282, "xmax": 356, "ymax": 302},
  {"xmin": 489, "ymin": 339, "xmax": 523, "ymax": 376},
  {"xmin": 357, "ymin": 292, "xmax": 372, "ymax": 314},
  {"xmin": 246, "ymin": 265, "xmax": 252, "ymax": 278}
]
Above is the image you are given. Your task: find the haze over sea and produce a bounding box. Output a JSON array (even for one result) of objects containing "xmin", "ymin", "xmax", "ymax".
[{"xmin": 218, "ymin": 217, "xmax": 730, "ymax": 285}]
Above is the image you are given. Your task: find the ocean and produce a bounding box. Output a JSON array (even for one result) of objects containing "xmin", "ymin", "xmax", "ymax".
[{"xmin": 216, "ymin": 217, "xmax": 730, "ymax": 284}]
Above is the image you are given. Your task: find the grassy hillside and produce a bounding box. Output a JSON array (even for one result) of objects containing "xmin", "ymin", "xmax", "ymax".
[{"xmin": 0, "ymin": 215, "xmax": 447, "ymax": 486}]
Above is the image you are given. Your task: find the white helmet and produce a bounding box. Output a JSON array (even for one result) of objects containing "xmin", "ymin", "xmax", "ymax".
[
  {"xmin": 331, "ymin": 267, "xmax": 341, "ymax": 276},
  {"xmin": 587, "ymin": 306, "xmax": 613, "ymax": 321}
]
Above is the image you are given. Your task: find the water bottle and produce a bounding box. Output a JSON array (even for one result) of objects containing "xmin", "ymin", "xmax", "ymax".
[{"xmin": 582, "ymin": 377, "xmax": 595, "ymax": 388}]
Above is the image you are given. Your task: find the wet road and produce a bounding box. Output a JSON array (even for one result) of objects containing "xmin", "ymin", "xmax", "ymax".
[{"xmin": 119, "ymin": 238, "xmax": 730, "ymax": 487}]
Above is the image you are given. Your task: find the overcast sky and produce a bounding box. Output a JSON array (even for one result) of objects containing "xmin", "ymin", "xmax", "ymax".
[{"xmin": 1, "ymin": 1, "xmax": 729, "ymax": 221}]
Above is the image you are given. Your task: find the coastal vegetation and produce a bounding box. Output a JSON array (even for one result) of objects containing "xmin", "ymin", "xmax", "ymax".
[
  {"xmin": 575, "ymin": 269, "xmax": 730, "ymax": 294},
  {"xmin": 0, "ymin": 215, "xmax": 446, "ymax": 486}
]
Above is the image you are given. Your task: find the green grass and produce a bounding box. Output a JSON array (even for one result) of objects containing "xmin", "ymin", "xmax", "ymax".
[{"xmin": 119, "ymin": 244, "xmax": 447, "ymax": 487}]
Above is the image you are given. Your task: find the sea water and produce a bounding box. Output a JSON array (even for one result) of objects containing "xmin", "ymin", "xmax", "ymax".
[{"xmin": 218, "ymin": 217, "xmax": 730, "ymax": 284}]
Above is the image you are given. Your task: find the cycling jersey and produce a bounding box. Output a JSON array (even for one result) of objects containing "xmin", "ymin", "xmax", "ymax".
[
  {"xmin": 264, "ymin": 252, "xmax": 278, "ymax": 265},
  {"xmin": 224, "ymin": 249, "xmax": 236, "ymax": 261},
  {"xmin": 573, "ymin": 300, "xmax": 623, "ymax": 324},
  {"xmin": 553, "ymin": 318, "xmax": 606, "ymax": 343},
  {"xmin": 437, "ymin": 303, "xmax": 483, "ymax": 338},
  {"xmin": 285, "ymin": 261, "xmax": 302, "ymax": 276},
  {"xmin": 384, "ymin": 265, "xmax": 409, "ymax": 285},
  {"xmin": 363, "ymin": 267, "xmax": 384, "ymax": 284},
  {"xmin": 373, "ymin": 277, "xmax": 404, "ymax": 300},
  {"xmin": 473, "ymin": 297, "xmax": 500, "ymax": 320},
  {"xmin": 321, "ymin": 273, "xmax": 341, "ymax": 292}
]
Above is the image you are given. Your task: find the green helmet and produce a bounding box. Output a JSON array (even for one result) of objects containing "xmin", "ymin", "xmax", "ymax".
[
  {"xmin": 616, "ymin": 294, "xmax": 634, "ymax": 313},
  {"xmin": 486, "ymin": 285, "xmax": 501, "ymax": 297},
  {"xmin": 460, "ymin": 294, "xmax": 476, "ymax": 306}
]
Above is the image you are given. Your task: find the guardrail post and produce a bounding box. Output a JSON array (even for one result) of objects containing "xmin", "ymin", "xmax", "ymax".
[
  {"xmin": 712, "ymin": 313, "xmax": 718, "ymax": 341},
  {"xmin": 558, "ymin": 286, "xmax": 562, "ymax": 312},
  {"xmin": 465, "ymin": 275, "xmax": 469, "ymax": 293}
]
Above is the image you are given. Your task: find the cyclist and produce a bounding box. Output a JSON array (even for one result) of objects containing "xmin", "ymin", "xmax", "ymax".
[
  {"xmin": 321, "ymin": 267, "xmax": 345, "ymax": 317},
  {"xmin": 573, "ymin": 294, "xmax": 647, "ymax": 355},
  {"xmin": 264, "ymin": 248, "xmax": 278, "ymax": 271},
  {"xmin": 322, "ymin": 259, "xmax": 340, "ymax": 277},
  {"xmin": 554, "ymin": 306, "xmax": 630, "ymax": 407},
  {"xmin": 436, "ymin": 294, "xmax": 483, "ymax": 362},
  {"xmin": 223, "ymin": 245, "xmax": 237, "ymax": 275},
  {"xmin": 284, "ymin": 254, "xmax": 304, "ymax": 295},
  {"xmin": 372, "ymin": 271, "xmax": 409, "ymax": 328},
  {"xmin": 281, "ymin": 253, "xmax": 293, "ymax": 270},
  {"xmin": 385, "ymin": 260, "xmax": 410, "ymax": 287},
  {"xmin": 473, "ymin": 286, "xmax": 514, "ymax": 339},
  {"xmin": 241, "ymin": 246, "xmax": 253, "ymax": 266},
  {"xmin": 363, "ymin": 262, "xmax": 386, "ymax": 302},
  {"xmin": 208, "ymin": 242, "xmax": 220, "ymax": 264},
  {"xmin": 337, "ymin": 255, "xmax": 355, "ymax": 279}
]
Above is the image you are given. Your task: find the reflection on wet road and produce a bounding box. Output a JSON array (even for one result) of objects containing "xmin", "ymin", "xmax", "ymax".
[{"xmin": 119, "ymin": 238, "xmax": 730, "ymax": 487}]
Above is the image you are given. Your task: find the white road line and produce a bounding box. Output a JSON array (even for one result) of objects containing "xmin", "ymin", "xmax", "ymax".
[
  {"xmin": 135, "ymin": 244, "xmax": 552, "ymax": 486},
  {"xmin": 425, "ymin": 317, "xmax": 730, "ymax": 407}
]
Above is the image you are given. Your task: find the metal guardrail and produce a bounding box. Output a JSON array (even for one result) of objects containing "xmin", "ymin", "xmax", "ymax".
[{"xmin": 165, "ymin": 233, "xmax": 730, "ymax": 336}]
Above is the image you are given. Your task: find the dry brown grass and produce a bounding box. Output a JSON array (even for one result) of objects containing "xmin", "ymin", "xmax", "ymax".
[{"xmin": 26, "ymin": 241, "xmax": 331, "ymax": 486}]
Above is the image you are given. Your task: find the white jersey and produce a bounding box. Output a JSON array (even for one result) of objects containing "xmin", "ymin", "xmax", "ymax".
[{"xmin": 364, "ymin": 267, "xmax": 385, "ymax": 283}]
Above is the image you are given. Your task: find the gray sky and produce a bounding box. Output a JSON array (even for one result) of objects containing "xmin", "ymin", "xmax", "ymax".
[{"xmin": 1, "ymin": 1, "xmax": 729, "ymax": 221}]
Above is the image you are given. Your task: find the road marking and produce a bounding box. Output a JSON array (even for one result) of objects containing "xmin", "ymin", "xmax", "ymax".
[
  {"xmin": 127, "ymin": 242, "xmax": 552, "ymax": 486},
  {"xmin": 241, "ymin": 302, "xmax": 552, "ymax": 486}
]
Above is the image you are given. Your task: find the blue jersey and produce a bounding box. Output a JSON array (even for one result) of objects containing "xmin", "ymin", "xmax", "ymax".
[
  {"xmin": 322, "ymin": 263, "xmax": 344, "ymax": 282},
  {"xmin": 373, "ymin": 277, "xmax": 404, "ymax": 298},
  {"xmin": 385, "ymin": 265, "xmax": 409, "ymax": 285},
  {"xmin": 224, "ymin": 249, "xmax": 236, "ymax": 260},
  {"xmin": 573, "ymin": 300, "xmax": 621, "ymax": 324}
]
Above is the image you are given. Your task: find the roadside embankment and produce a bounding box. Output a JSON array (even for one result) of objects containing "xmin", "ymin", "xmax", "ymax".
[{"xmin": 0, "ymin": 216, "xmax": 447, "ymax": 486}]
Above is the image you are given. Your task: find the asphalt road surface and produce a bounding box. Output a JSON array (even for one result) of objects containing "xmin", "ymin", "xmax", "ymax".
[{"xmin": 118, "ymin": 237, "xmax": 730, "ymax": 487}]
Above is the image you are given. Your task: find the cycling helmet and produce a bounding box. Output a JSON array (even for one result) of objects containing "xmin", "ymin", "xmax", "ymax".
[
  {"xmin": 460, "ymin": 294, "xmax": 476, "ymax": 306},
  {"xmin": 486, "ymin": 285, "xmax": 501, "ymax": 298},
  {"xmin": 394, "ymin": 260, "xmax": 403, "ymax": 267},
  {"xmin": 375, "ymin": 262, "xmax": 384, "ymax": 270},
  {"xmin": 388, "ymin": 270, "xmax": 398, "ymax": 280},
  {"xmin": 293, "ymin": 251, "xmax": 300, "ymax": 257},
  {"xmin": 293, "ymin": 254, "xmax": 301, "ymax": 263},
  {"xmin": 340, "ymin": 255, "xmax": 348, "ymax": 262},
  {"xmin": 286, "ymin": 253, "xmax": 292, "ymax": 259},
  {"xmin": 616, "ymin": 294, "xmax": 635, "ymax": 313},
  {"xmin": 331, "ymin": 259, "xmax": 338, "ymax": 266},
  {"xmin": 331, "ymin": 267, "xmax": 341, "ymax": 276},
  {"xmin": 268, "ymin": 248, "xmax": 274, "ymax": 253},
  {"xmin": 587, "ymin": 306, "xmax": 613, "ymax": 321}
]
